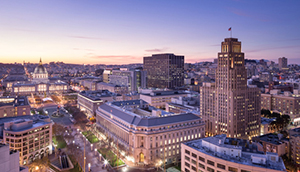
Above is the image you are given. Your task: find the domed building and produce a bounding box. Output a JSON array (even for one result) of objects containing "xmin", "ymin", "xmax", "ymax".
[
  {"xmin": 32, "ymin": 58, "xmax": 49, "ymax": 84},
  {"xmin": 12, "ymin": 59, "xmax": 68, "ymax": 96}
]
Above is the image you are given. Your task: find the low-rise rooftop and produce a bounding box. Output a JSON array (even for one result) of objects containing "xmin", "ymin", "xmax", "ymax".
[
  {"xmin": 0, "ymin": 115, "xmax": 51, "ymax": 136},
  {"xmin": 98, "ymin": 99, "xmax": 202, "ymax": 127},
  {"xmin": 141, "ymin": 90, "xmax": 188, "ymax": 97},
  {"xmin": 253, "ymin": 133, "xmax": 285, "ymax": 145},
  {"xmin": 184, "ymin": 135, "xmax": 286, "ymax": 171},
  {"xmin": 79, "ymin": 90, "xmax": 120, "ymax": 101}
]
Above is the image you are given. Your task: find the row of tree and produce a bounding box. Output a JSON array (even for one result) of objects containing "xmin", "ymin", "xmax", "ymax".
[{"xmin": 261, "ymin": 109, "xmax": 291, "ymax": 130}]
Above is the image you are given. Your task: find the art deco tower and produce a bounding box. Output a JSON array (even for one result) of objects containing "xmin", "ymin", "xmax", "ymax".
[{"xmin": 200, "ymin": 38, "xmax": 261, "ymax": 138}]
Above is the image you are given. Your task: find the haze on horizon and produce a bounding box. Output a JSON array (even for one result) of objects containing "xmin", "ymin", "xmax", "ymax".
[{"xmin": 0, "ymin": 0, "xmax": 300, "ymax": 65}]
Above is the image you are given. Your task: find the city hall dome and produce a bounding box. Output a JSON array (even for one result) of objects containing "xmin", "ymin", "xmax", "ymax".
[
  {"xmin": 32, "ymin": 58, "xmax": 49, "ymax": 83},
  {"xmin": 34, "ymin": 58, "xmax": 48, "ymax": 74}
]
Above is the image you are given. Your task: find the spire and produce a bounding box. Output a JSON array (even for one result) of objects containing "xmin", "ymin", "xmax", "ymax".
[{"xmin": 39, "ymin": 58, "xmax": 42, "ymax": 65}]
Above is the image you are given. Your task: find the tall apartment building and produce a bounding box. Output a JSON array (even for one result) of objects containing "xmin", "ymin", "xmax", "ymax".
[
  {"xmin": 95, "ymin": 100, "xmax": 205, "ymax": 165},
  {"xmin": 200, "ymin": 38, "xmax": 261, "ymax": 138},
  {"xmin": 261, "ymin": 90, "xmax": 300, "ymax": 125},
  {"xmin": 109, "ymin": 68, "xmax": 146, "ymax": 92},
  {"xmin": 278, "ymin": 57, "xmax": 288, "ymax": 70},
  {"xmin": 0, "ymin": 115, "xmax": 53, "ymax": 165},
  {"xmin": 143, "ymin": 54, "xmax": 184, "ymax": 89}
]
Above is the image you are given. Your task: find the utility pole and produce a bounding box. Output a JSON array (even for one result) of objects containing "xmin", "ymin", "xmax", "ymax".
[
  {"xmin": 84, "ymin": 138, "xmax": 86, "ymax": 172},
  {"xmin": 117, "ymin": 138, "xmax": 119, "ymax": 171}
]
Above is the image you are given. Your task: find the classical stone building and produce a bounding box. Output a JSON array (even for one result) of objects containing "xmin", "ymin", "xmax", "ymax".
[
  {"xmin": 95, "ymin": 100, "xmax": 205, "ymax": 165},
  {"xmin": 12, "ymin": 59, "xmax": 68, "ymax": 96}
]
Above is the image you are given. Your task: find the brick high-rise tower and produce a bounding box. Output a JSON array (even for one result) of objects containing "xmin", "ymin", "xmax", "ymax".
[
  {"xmin": 143, "ymin": 54, "xmax": 184, "ymax": 89},
  {"xmin": 200, "ymin": 38, "xmax": 261, "ymax": 138}
]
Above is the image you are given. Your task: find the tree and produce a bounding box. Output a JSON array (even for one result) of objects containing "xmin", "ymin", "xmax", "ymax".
[
  {"xmin": 27, "ymin": 156, "xmax": 50, "ymax": 172},
  {"xmin": 261, "ymin": 109, "xmax": 271, "ymax": 117},
  {"xmin": 52, "ymin": 123, "xmax": 65, "ymax": 136}
]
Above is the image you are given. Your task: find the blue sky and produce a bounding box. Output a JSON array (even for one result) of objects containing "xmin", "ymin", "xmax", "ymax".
[{"xmin": 0, "ymin": 0, "xmax": 299, "ymax": 64}]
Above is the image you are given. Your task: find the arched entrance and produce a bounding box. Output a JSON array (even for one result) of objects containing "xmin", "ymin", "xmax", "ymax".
[{"xmin": 139, "ymin": 152, "xmax": 144, "ymax": 163}]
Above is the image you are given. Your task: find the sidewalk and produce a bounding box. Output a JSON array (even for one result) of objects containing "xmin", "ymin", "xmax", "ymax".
[{"xmin": 74, "ymin": 130, "xmax": 107, "ymax": 172}]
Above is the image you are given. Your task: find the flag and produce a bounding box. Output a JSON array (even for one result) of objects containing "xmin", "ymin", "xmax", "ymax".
[{"xmin": 228, "ymin": 27, "xmax": 231, "ymax": 31}]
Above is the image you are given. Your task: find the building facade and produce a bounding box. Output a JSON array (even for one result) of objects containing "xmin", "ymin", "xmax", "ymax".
[
  {"xmin": 95, "ymin": 100, "xmax": 205, "ymax": 165},
  {"xmin": 97, "ymin": 82, "xmax": 129, "ymax": 95},
  {"xmin": 0, "ymin": 96, "xmax": 30, "ymax": 118},
  {"xmin": 0, "ymin": 144, "xmax": 28, "ymax": 172},
  {"xmin": 252, "ymin": 133, "xmax": 289, "ymax": 157},
  {"xmin": 278, "ymin": 57, "xmax": 288, "ymax": 70},
  {"xmin": 261, "ymin": 90, "xmax": 300, "ymax": 125},
  {"xmin": 77, "ymin": 90, "xmax": 122, "ymax": 117},
  {"xmin": 11, "ymin": 59, "xmax": 68, "ymax": 96},
  {"xmin": 289, "ymin": 127, "xmax": 300, "ymax": 165},
  {"xmin": 109, "ymin": 69, "xmax": 147, "ymax": 92},
  {"xmin": 181, "ymin": 135, "xmax": 286, "ymax": 172},
  {"xmin": 200, "ymin": 38, "xmax": 261, "ymax": 139},
  {"xmin": 144, "ymin": 54, "xmax": 184, "ymax": 89},
  {"xmin": 0, "ymin": 115, "xmax": 53, "ymax": 165},
  {"xmin": 140, "ymin": 90, "xmax": 189, "ymax": 109}
]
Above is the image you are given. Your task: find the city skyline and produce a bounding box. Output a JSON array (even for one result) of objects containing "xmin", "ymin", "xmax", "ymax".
[{"xmin": 1, "ymin": 0, "xmax": 300, "ymax": 65}]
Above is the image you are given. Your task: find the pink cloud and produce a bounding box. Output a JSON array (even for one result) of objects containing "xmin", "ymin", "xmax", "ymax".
[{"xmin": 145, "ymin": 47, "xmax": 169, "ymax": 53}]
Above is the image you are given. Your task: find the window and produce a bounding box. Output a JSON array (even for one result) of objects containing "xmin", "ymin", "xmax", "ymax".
[
  {"xmin": 228, "ymin": 167, "xmax": 238, "ymax": 172},
  {"xmin": 191, "ymin": 159, "xmax": 196, "ymax": 165},
  {"xmin": 217, "ymin": 163, "xmax": 225, "ymax": 170},
  {"xmin": 241, "ymin": 170, "xmax": 251, "ymax": 172},
  {"xmin": 192, "ymin": 153, "xmax": 197, "ymax": 158},
  {"xmin": 185, "ymin": 162, "xmax": 190, "ymax": 168},
  {"xmin": 207, "ymin": 167, "xmax": 214, "ymax": 172},
  {"xmin": 207, "ymin": 160, "xmax": 214, "ymax": 166},
  {"xmin": 185, "ymin": 156, "xmax": 190, "ymax": 161},
  {"xmin": 191, "ymin": 166, "xmax": 196, "ymax": 171},
  {"xmin": 199, "ymin": 156, "xmax": 205, "ymax": 162},
  {"xmin": 185, "ymin": 150, "xmax": 190, "ymax": 155},
  {"xmin": 198, "ymin": 162, "xmax": 205, "ymax": 169}
]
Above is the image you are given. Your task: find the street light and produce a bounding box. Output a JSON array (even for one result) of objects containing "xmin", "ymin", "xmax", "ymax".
[
  {"xmin": 73, "ymin": 141, "xmax": 75, "ymax": 144},
  {"xmin": 88, "ymin": 163, "xmax": 91, "ymax": 171},
  {"xmin": 35, "ymin": 166, "xmax": 39, "ymax": 170}
]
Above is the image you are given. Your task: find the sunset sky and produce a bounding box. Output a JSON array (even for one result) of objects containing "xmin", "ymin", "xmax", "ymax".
[{"xmin": 0, "ymin": 0, "xmax": 300, "ymax": 65}]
